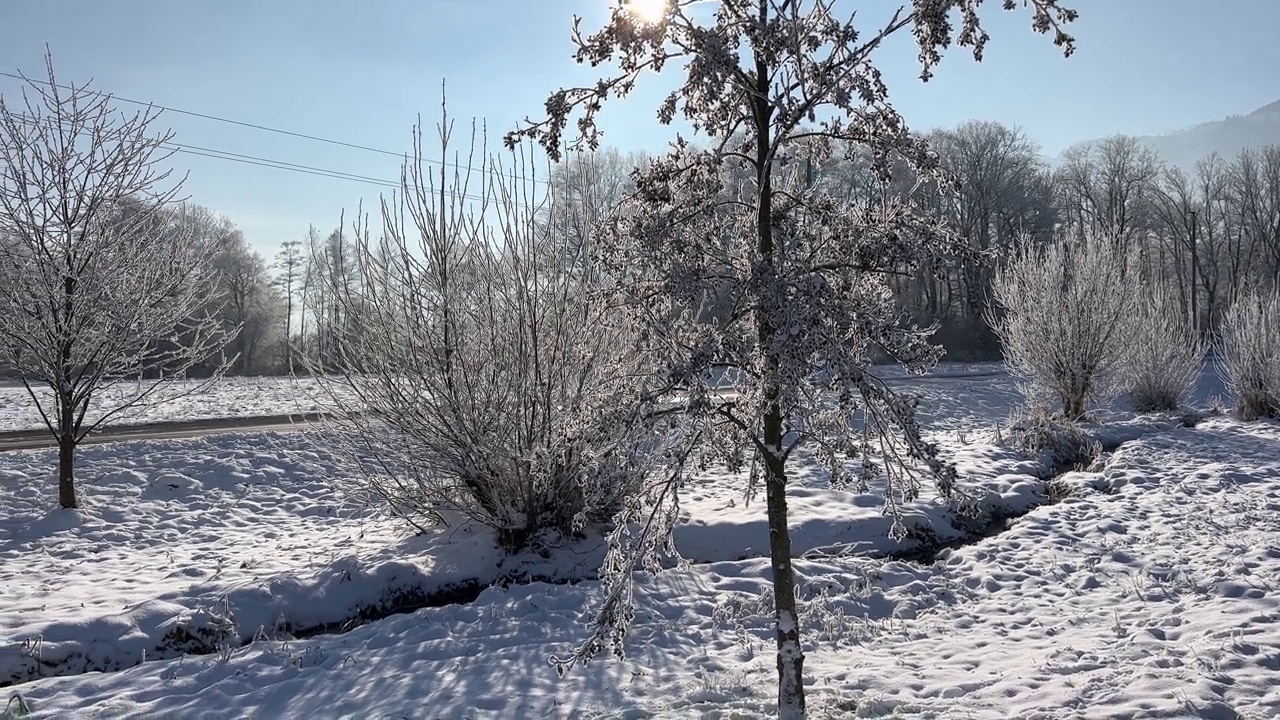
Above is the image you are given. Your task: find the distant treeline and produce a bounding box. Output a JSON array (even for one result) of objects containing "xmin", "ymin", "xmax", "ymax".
[{"xmin": 69, "ymin": 124, "xmax": 1274, "ymax": 377}]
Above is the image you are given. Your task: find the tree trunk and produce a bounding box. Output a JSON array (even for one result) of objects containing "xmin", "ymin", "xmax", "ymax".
[
  {"xmin": 59, "ymin": 271, "xmax": 79, "ymax": 510},
  {"xmin": 284, "ymin": 281, "xmax": 294, "ymax": 375},
  {"xmin": 1189, "ymin": 211, "xmax": 1200, "ymax": 336},
  {"xmin": 763, "ymin": 416, "xmax": 804, "ymax": 719},
  {"xmin": 1063, "ymin": 380, "xmax": 1087, "ymax": 421},
  {"xmin": 752, "ymin": 27, "xmax": 804, "ymax": 716},
  {"xmin": 57, "ymin": 436, "xmax": 77, "ymax": 509}
]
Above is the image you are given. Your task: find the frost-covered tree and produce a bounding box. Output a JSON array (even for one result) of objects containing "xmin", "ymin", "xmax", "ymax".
[
  {"xmin": 989, "ymin": 232, "xmax": 1133, "ymax": 420},
  {"xmin": 0, "ymin": 56, "xmax": 235, "ymax": 508},
  {"xmin": 1123, "ymin": 282, "xmax": 1204, "ymax": 413},
  {"xmin": 1220, "ymin": 287, "xmax": 1280, "ymax": 420},
  {"xmin": 273, "ymin": 239, "xmax": 306, "ymax": 373},
  {"xmin": 172, "ymin": 205, "xmax": 281, "ymax": 375},
  {"xmin": 211, "ymin": 230, "xmax": 280, "ymax": 375},
  {"xmin": 509, "ymin": 1, "xmax": 1077, "ymax": 715},
  {"xmin": 304, "ymin": 226, "xmax": 357, "ymax": 372},
  {"xmin": 545, "ymin": 146, "xmax": 646, "ymax": 268}
]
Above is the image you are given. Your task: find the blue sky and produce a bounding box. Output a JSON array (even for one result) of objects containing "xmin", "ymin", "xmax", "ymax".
[{"xmin": 3, "ymin": 0, "xmax": 1279, "ymax": 258}]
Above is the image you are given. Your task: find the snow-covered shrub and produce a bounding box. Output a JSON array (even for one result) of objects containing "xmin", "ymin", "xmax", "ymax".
[
  {"xmin": 1123, "ymin": 283, "xmax": 1205, "ymax": 412},
  {"xmin": 988, "ymin": 232, "xmax": 1136, "ymax": 420},
  {"xmin": 160, "ymin": 604, "xmax": 240, "ymax": 657},
  {"xmin": 1004, "ymin": 406, "xmax": 1100, "ymax": 471},
  {"xmin": 306, "ymin": 116, "xmax": 651, "ymax": 553},
  {"xmin": 1219, "ymin": 288, "xmax": 1280, "ymax": 420}
]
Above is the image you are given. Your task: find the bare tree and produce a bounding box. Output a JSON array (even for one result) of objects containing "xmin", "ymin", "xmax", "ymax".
[
  {"xmin": 1230, "ymin": 146, "xmax": 1280, "ymax": 286},
  {"xmin": 272, "ymin": 239, "xmax": 305, "ymax": 373},
  {"xmin": 1055, "ymin": 135, "xmax": 1161, "ymax": 253},
  {"xmin": 509, "ymin": 1, "xmax": 1077, "ymax": 715},
  {"xmin": 1190, "ymin": 153, "xmax": 1232, "ymax": 328},
  {"xmin": 0, "ymin": 56, "xmax": 235, "ymax": 508},
  {"xmin": 1149, "ymin": 165, "xmax": 1198, "ymax": 316},
  {"xmin": 925, "ymin": 120, "xmax": 1057, "ymax": 355}
]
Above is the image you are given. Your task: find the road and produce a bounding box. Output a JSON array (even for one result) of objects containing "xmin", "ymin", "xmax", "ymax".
[{"xmin": 0, "ymin": 414, "xmax": 329, "ymax": 453}]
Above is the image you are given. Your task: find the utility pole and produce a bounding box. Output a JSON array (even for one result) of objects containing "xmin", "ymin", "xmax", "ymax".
[{"xmin": 1188, "ymin": 210, "xmax": 1199, "ymax": 337}]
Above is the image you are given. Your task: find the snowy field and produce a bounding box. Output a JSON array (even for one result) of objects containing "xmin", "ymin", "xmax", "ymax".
[
  {"xmin": 0, "ymin": 363, "xmax": 1015, "ymax": 434},
  {"xmin": 0, "ymin": 377, "xmax": 343, "ymax": 433},
  {"xmin": 3, "ymin": 365, "xmax": 1278, "ymax": 718}
]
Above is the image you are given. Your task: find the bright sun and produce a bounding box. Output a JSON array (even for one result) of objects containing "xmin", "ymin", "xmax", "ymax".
[{"xmin": 624, "ymin": 0, "xmax": 667, "ymax": 23}]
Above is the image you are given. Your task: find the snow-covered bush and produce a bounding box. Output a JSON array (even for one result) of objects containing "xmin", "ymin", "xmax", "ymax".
[
  {"xmin": 306, "ymin": 115, "xmax": 651, "ymax": 553},
  {"xmin": 1003, "ymin": 406, "xmax": 1100, "ymax": 471},
  {"xmin": 1219, "ymin": 288, "xmax": 1280, "ymax": 420},
  {"xmin": 988, "ymin": 233, "xmax": 1135, "ymax": 420},
  {"xmin": 1123, "ymin": 283, "xmax": 1205, "ymax": 412},
  {"xmin": 161, "ymin": 604, "xmax": 240, "ymax": 658}
]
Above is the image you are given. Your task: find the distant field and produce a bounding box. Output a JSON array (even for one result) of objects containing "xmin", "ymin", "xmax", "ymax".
[{"xmin": 0, "ymin": 376, "xmax": 343, "ymax": 433}]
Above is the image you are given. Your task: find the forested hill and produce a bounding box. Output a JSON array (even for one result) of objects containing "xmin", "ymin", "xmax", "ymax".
[{"xmin": 1058, "ymin": 97, "xmax": 1280, "ymax": 170}]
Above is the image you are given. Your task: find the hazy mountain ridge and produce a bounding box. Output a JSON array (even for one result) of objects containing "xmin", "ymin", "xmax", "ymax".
[{"xmin": 1057, "ymin": 97, "xmax": 1280, "ymax": 169}]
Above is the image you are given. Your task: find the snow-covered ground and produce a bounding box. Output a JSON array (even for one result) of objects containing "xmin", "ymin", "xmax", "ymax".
[
  {"xmin": 0, "ymin": 362, "xmax": 1028, "ymax": 434},
  {"xmin": 3, "ymin": 366, "xmax": 1276, "ymax": 718},
  {"xmin": 0, "ymin": 377, "xmax": 341, "ymax": 433}
]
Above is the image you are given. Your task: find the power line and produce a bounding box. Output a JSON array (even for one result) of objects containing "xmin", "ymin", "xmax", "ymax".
[
  {"xmin": 7, "ymin": 109, "xmax": 401, "ymax": 191},
  {"xmin": 0, "ymin": 69, "xmax": 406, "ymax": 158},
  {"xmin": 5, "ymin": 111, "xmax": 509, "ymax": 204},
  {"xmin": 168, "ymin": 144, "xmax": 506, "ymax": 204},
  {"xmin": 169, "ymin": 146, "xmax": 401, "ymax": 191},
  {"xmin": 167, "ymin": 138, "xmax": 403, "ymax": 189},
  {"xmin": 0, "ymin": 68, "xmax": 554, "ymax": 185}
]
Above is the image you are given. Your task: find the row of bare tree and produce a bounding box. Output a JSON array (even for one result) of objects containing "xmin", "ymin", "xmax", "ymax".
[
  {"xmin": 488, "ymin": 129, "xmax": 1280, "ymax": 361},
  {"xmin": 19, "ymin": 124, "xmax": 1266, "ymax": 383},
  {"xmin": 0, "ymin": 202, "xmax": 293, "ymax": 380},
  {"xmin": 188, "ymin": 128, "xmax": 1280, "ymax": 377},
  {"xmin": 907, "ymin": 128, "xmax": 1280, "ymax": 356}
]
